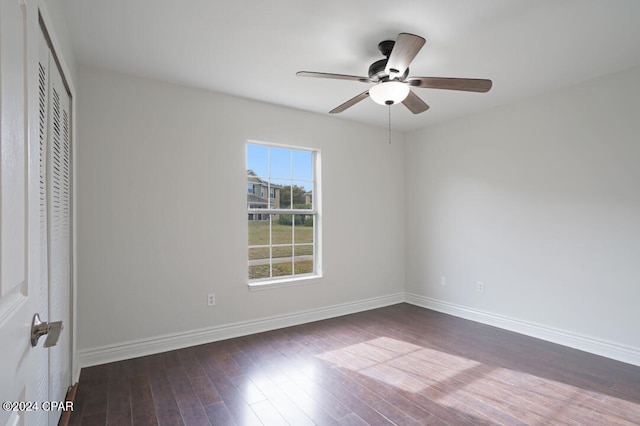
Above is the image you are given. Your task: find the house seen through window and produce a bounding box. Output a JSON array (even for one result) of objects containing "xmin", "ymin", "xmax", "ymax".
[{"xmin": 247, "ymin": 142, "xmax": 319, "ymax": 283}]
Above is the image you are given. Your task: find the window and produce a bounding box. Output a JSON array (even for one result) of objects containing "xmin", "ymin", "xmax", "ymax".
[{"xmin": 247, "ymin": 142, "xmax": 320, "ymax": 284}]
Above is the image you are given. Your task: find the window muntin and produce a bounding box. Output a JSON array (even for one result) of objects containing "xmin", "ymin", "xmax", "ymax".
[{"xmin": 247, "ymin": 142, "xmax": 318, "ymax": 283}]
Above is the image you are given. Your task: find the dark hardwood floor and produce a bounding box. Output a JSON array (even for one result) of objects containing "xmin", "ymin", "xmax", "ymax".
[{"xmin": 69, "ymin": 304, "xmax": 640, "ymax": 425}]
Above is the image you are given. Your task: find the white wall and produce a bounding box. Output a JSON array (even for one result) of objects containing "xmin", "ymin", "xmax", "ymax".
[
  {"xmin": 405, "ymin": 66, "xmax": 640, "ymax": 354},
  {"xmin": 76, "ymin": 66, "xmax": 405, "ymax": 355},
  {"xmin": 76, "ymin": 61, "xmax": 640, "ymax": 366}
]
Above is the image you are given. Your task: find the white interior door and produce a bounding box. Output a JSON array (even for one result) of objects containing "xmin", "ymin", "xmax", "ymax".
[
  {"xmin": 0, "ymin": 0, "xmax": 73, "ymax": 423},
  {"xmin": 0, "ymin": 0, "xmax": 39, "ymax": 424}
]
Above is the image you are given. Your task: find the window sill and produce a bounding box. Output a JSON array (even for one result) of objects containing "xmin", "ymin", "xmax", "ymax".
[{"xmin": 247, "ymin": 274, "xmax": 323, "ymax": 291}]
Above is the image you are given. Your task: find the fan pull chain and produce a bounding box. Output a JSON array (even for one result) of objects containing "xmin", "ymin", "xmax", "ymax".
[{"xmin": 388, "ymin": 104, "xmax": 391, "ymax": 144}]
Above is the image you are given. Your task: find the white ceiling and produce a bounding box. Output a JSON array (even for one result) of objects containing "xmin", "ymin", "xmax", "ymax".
[{"xmin": 60, "ymin": 0, "xmax": 640, "ymax": 132}]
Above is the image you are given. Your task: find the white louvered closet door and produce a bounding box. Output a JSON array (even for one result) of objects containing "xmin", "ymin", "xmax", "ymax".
[
  {"xmin": 48, "ymin": 51, "xmax": 71, "ymax": 419},
  {"xmin": 36, "ymin": 29, "xmax": 51, "ymax": 426},
  {"xmin": 39, "ymin": 27, "xmax": 72, "ymax": 426}
]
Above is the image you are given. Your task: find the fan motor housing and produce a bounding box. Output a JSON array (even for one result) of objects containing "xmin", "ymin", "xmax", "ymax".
[
  {"xmin": 369, "ymin": 39, "xmax": 409, "ymax": 82},
  {"xmin": 368, "ymin": 59, "xmax": 409, "ymax": 82}
]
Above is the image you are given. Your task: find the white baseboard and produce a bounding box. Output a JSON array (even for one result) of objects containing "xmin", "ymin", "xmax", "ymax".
[
  {"xmin": 77, "ymin": 291, "xmax": 640, "ymax": 370},
  {"xmin": 405, "ymin": 292, "xmax": 640, "ymax": 367},
  {"xmin": 77, "ymin": 292, "xmax": 404, "ymax": 369}
]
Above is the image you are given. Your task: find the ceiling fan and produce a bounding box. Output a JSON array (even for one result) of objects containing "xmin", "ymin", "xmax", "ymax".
[{"xmin": 297, "ymin": 33, "xmax": 492, "ymax": 114}]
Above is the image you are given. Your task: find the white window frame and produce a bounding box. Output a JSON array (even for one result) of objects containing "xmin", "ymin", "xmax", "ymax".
[{"xmin": 246, "ymin": 140, "xmax": 322, "ymax": 289}]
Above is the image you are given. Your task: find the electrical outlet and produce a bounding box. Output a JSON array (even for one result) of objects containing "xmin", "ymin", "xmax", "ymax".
[
  {"xmin": 477, "ymin": 282, "xmax": 484, "ymax": 293},
  {"xmin": 207, "ymin": 293, "xmax": 216, "ymax": 306},
  {"xmin": 441, "ymin": 276, "xmax": 447, "ymax": 286}
]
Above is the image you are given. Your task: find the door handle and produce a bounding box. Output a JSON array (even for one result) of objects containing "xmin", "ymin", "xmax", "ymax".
[{"xmin": 31, "ymin": 313, "xmax": 63, "ymax": 348}]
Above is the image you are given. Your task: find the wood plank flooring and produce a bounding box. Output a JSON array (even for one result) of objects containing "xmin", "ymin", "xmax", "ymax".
[{"xmin": 69, "ymin": 304, "xmax": 640, "ymax": 425}]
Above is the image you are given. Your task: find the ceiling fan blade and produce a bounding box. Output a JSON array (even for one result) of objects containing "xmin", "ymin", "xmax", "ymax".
[
  {"xmin": 296, "ymin": 71, "xmax": 370, "ymax": 83},
  {"xmin": 329, "ymin": 90, "xmax": 370, "ymax": 114},
  {"xmin": 402, "ymin": 90, "xmax": 429, "ymax": 114},
  {"xmin": 385, "ymin": 33, "xmax": 426, "ymax": 78},
  {"xmin": 407, "ymin": 77, "xmax": 493, "ymax": 92}
]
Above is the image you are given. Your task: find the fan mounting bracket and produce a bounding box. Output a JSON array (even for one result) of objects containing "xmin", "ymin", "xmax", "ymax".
[{"xmin": 378, "ymin": 40, "xmax": 395, "ymax": 57}]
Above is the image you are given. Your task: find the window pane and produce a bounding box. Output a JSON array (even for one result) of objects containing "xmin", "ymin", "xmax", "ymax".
[
  {"xmin": 273, "ymin": 179, "xmax": 293, "ymax": 209},
  {"xmin": 270, "ymin": 147, "xmax": 291, "ymax": 180},
  {"xmin": 248, "ymin": 218, "xmax": 270, "ymax": 246},
  {"xmin": 248, "ymin": 264, "xmax": 270, "ymax": 280},
  {"xmin": 294, "ymin": 244, "xmax": 313, "ymax": 257},
  {"xmin": 272, "ymin": 245, "xmax": 292, "ymax": 259},
  {"xmin": 248, "ymin": 246, "xmax": 269, "ymax": 262},
  {"xmin": 247, "ymin": 144, "xmax": 268, "ymax": 178},
  {"xmin": 293, "ymin": 215, "xmax": 312, "ymax": 242},
  {"xmin": 293, "ymin": 180, "xmax": 312, "ymax": 209},
  {"xmin": 248, "ymin": 225, "xmax": 271, "ymax": 281},
  {"xmin": 247, "ymin": 180, "xmax": 269, "ymax": 210},
  {"xmin": 271, "ymin": 179, "xmax": 290, "ymax": 209},
  {"xmin": 272, "ymin": 260, "xmax": 294, "ymax": 277},
  {"xmin": 292, "ymin": 150, "xmax": 312, "ymax": 181},
  {"xmin": 271, "ymin": 217, "xmax": 292, "ymax": 245},
  {"xmin": 294, "ymin": 258, "xmax": 314, "ymax": 275}
]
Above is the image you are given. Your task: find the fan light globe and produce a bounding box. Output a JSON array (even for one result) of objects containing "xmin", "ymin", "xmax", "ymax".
[{"xmin": 369, "ymin": 81, "xmax": 410, "ymax": 105}]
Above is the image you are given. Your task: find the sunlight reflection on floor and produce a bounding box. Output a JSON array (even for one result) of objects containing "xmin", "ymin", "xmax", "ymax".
[{"xmin": 316, "ymin": 337, "xmax": 640, "ymax": 424}]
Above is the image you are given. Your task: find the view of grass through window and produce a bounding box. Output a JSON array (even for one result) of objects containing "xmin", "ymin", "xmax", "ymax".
[{"xmin": 247, "ymin": 143, "xmax": 317, "ymax": 281}]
